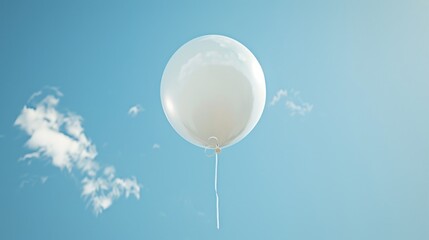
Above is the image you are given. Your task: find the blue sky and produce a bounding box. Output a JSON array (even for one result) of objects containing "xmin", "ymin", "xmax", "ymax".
[{"xmin": 1, "ymin": 0, "xmax": 428, "ymax": 239}]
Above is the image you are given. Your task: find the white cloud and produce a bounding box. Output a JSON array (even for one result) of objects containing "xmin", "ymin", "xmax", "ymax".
[
  {"xmin": 285, "ymin": 101, "xmax": 313, "ymax": 116},
  {"xmin": 15, "ymin": 95, "xmax": 97, "ymax": 173},
  {"xmin": 152, "ymin": 143, "xmax": 160, "ymax": 149},
  {"xmin": 270, "ymin": 89, "xmax": 288, "ymax": 106},
  {"xmin": 15, "ymin": 90, "xmax": 141, "ymax": 215},
  {"xmin": 270, "ymin": 88, "xmax": 313, "ymax": 116},
  {"xmin": 128, "ymin": 104, "xmax": 143, "ymax": 117},
  {"xmin": 81, "ymin": 166, "xmax": 140, "ymax": 215}
]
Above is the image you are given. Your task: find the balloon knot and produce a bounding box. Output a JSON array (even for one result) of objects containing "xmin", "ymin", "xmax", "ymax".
[
  {"xmin": 208, "ymin": 136, "xmax": 221, "ymax": 154},
  {"xmin": 215, "ymin": 146, "xmax": 221, "ymax": 154}
]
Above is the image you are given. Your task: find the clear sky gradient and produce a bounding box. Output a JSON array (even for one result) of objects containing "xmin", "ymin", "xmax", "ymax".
[{"xmin": 1, "ymin": 1, "xmax": 428, "ymax": 239}]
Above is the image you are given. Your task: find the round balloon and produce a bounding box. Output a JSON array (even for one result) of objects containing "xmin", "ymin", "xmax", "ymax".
[{"xmin": 161, "ymin": 35, "xmax": 266, "ymax": 149}]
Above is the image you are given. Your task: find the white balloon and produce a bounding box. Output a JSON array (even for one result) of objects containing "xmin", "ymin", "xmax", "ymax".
[{"xmin": 161, "ymin": 35, "xmax": 266, "ymax": 149}]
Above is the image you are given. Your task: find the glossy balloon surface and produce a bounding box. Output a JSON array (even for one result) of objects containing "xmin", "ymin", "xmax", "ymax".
[{"xmin": 161, "ymin": 35, "xmax": 266, "ymax": 149}]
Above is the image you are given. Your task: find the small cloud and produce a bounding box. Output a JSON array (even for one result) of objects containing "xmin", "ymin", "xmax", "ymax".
[
  {"xmin": 270, "ymin": 88, "xmax": 313, "ymax": 116},
  {"xmin": 270, "ymin": 89, "xmax": 287, "ymax": 106},
  {"xmin": 152, "ymin": 144, "xmax": 160, "ymax": 149},
  {"xmin": 285, "ymin": 101, "xmax": 313, "ymax": 116},
  {"xmin": 0, "ymin": 134, "xmax": 4, "ymax": 138},
  {"xmin": 15, "ymin": 89, "xmax": 141, "ymax": 215},
  {"xmin": 128, "ymin": 104, "xmax": 143, "ymax": 117}
]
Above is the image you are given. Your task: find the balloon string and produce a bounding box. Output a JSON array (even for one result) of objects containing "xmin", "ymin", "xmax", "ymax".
[
  {"xmin": 215, "ymin": 151, "xmax": 220, "ymax": 230},
  {"xmin": 215, "ymin": 152, "xmax": 219, "ymax": 229},
  {"xmin": 206, "ymin": 136, "xmax": 221, "ymax": 229}
]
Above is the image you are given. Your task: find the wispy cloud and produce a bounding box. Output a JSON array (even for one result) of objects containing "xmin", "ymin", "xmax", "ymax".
[
  {"xmin": 19, "ymin": 174, "xmax": 49, "ymax": 188},
  {"xmin": 81, "ymin": 166, "xmax": 140, "ymax": 214},
  {"xmin": 28, "ymin": 86, "xmax": 63, "ymax": 103},
  {"xmin": 15, "ymin": 89, "xmax": 141, "ymax": 215},
  {"xmin": 286, "ymin": 101, "xmax": 313, "ymax": 116},
  {"xmin": 19, "ymin": 152, "xmax": 41, "ymax": 162},
  {"xmin": 270, "ymin": 89, "xmax": 288, "ymax": 106},
  {"xmin": 128, "ymin": 104, "xmax": 143, "ymax": 117},
  {"xmin": 270, "ymin": 88, "xmax": 313, "ymax": 116},
  {"xmin": 28, "ymin": 91, "xmax": 42, "ymax": 102},
  {"xmin": 152, "ymin": 143, "xmax": 160, "ymax": 149}
]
